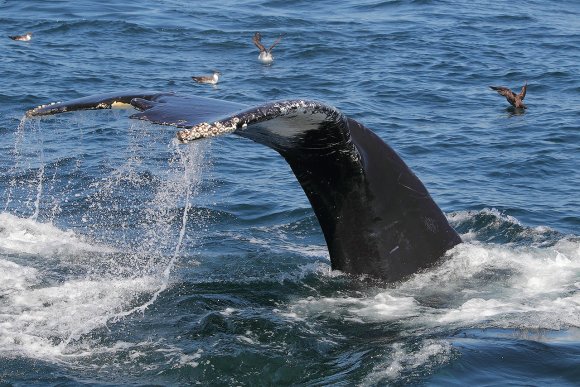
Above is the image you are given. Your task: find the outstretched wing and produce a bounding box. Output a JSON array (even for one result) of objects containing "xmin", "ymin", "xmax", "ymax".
[
  {"xmin": 252, "ymin": 32, "xmax": 266, "ymax": 52},
  {"xmin": 267, "ymin": 33, "xmax": 285, "ymax": 53},
  {"xmin": 517, "ymin": 82, "xmax": 527, "ymax": 100},
  {"xmin": 489, "ymin": 86, "xmax": 517, "ymax": 106}
]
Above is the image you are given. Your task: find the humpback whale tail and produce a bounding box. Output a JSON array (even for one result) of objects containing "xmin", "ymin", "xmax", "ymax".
[{"xmin": 27, "ymin": 92, "xmax": 461, "ymax": 282}]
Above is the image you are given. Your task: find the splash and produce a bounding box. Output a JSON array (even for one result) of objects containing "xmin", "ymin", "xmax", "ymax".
[
  {"xmin": 289, "ymin": 236, "xmax": 580, "ymax": 329},
  {"xmin": 361, "ymin": 341, "xmax": 452, "ymax": 385},
  {"xmin": 0, "ymin": 212, "xmax": 112, "ymax": 256},
  {"xmin": 0, "ymin": 115, "xmax": 209, "ymax": 361},
  {"xmin": 3, "ymin": 115, "xmax": 30, "ymax": 213},
  {"xmin": 283, "ymin": 213, "xmax": 579, "ymax": 380},
  {"xmin": 112, "ymin": 139, "xmax": 206, "ymax": 318}
]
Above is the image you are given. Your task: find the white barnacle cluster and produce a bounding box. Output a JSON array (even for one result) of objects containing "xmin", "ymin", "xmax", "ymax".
[
  {"xmin": 176, "ymin": 116, "xmax": 241, "ymax": 143},
  {"xmin": 26, "ymin": 101, "xmax": 61, "ymax": 117},
  {"xmin": 272, "ymin": 100, "xmax": 310, "ymax": 116}
]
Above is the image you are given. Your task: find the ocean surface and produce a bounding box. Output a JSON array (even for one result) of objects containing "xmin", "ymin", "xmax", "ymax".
[{"xmin": 1, "ymin": 0, "xmax": 579, "ymax": 385}]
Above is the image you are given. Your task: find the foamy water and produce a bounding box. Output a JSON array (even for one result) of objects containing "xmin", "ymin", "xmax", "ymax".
[
  {"xmin": 5, "ymin": 150, "xmax": 575, "ymax": 375},
  {"xmin": 1, "ymin": 149, "xmax": 578, "ymax": 384},
  {"xmin": 0, "ymin": 212, "xmax": 111, "ymax": 256},
  {"xmin": 280, "ymin": 221, "xmax": 580, "ymax": 383},
  {"xmin": 287, "ymin": 223, "xmax": 579, "ymax": 328},
  {"xmin": 0, "ymin": 127, "xmax": 209, "ymax": 364}
]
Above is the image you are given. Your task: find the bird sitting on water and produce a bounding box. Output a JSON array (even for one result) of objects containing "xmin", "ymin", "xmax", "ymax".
[
  {"xmin": 252, "ymin": 32, "xmax": 285, "ymax": 64},
  {"xmin": 9, "ymin": 32, "xmax": 32, "ymax": 41},
  {"xmin": 191, "ymin": 70, "xmax": 221, "ymax": 85},
  {"xmin": 490, "ymin": 82, "xmax": 528, "ymax": 109}
]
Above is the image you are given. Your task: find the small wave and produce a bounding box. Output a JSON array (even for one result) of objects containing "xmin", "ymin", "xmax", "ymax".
[
  {"xmin": 493, "ymin": 14, "xmax": 537, "ymax": 23},
  {"xmin": 448, "ymin": 208, "xmax": 564, "ymax": 246},
  {"xmin": 40, "ymin": 19, "xmax": 155, "ymax": 36},
  {"xmin": 287, "ymin": 292, "xmax": 420, "ymax": 323}
]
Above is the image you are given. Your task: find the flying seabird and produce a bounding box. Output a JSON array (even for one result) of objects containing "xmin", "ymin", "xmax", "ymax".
[
  {"xmin": 490, "ymin": 82, "xmax": 528, "ymax": 109},
  {"xmin": 9, "ymin": 32, "xmax": 32, "ymax": 41},
  {"xmin": 191, "ymin": 70, "xmax": 221, "ymax": 85},
  {"xmin": 252, "ymin": 32, "xmax": 284, "ymax": 64}
]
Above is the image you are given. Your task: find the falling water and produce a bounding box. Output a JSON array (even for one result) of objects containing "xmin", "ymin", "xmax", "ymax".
[
  {"xmin": 0, "ymin": 115, "xmax": 208, "ymax": 360},
  {"xmin": 3, "ymin": 116, "xmax": 29, "ymax": 213}
]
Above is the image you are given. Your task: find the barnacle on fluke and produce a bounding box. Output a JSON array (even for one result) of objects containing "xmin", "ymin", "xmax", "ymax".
[{"xmin": 178, "ymin": 117, "xmax": 241, "ymax": 142}]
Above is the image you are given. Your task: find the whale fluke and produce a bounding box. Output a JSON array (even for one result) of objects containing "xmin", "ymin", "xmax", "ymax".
[
  {"xmin": 26, "ymin": 92, "xmax": 461, "ymax": 282},
  {"xmin": 26, "ymin": 91, "xmax": 169, "ymax": 117}
]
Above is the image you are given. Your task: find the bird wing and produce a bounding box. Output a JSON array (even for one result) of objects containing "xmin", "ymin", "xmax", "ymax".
[
  {"xmin": 267, "ymin": 33, "xmax": 285, "ymax": 52},
  {"xmin": 490, "ymin": 86, "xmax": 517, "ymax": 105},
  {"xmin": 252, "ymin": 33, "xmax": 266, "ymax": 52},
  {"xmin": 517, "ymin": 83, "xmax": 527, "ymax": 100}
]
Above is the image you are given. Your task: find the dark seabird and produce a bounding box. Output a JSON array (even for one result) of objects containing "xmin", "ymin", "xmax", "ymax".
[
  {"xmin": 252, "ymin": 32, "xmax": 284, "ymax": 64},
  {"xmin": 490, "ymin": 82, "xmax": 528, "ymax": 109},
  {"xmin": 9, "ymin": 32, "xmax": 32, "ymax": 41},
  {"xmin": 191, "ymin": 70, "xmax": 221, "ymax": 85}
]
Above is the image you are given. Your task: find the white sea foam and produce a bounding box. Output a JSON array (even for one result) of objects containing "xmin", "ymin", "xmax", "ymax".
[
  {"xmin": 361, "ymin": 340, "xmax": 452, "ymax": 385},
  {"xmin": 289, "ymin": 293, "xmax": 420, "ymax": 323},
  {"xmin": 175, "ymin": 349, "xmax": 204, "ymax": 368},
  {"xmin": 0, "ymin": 258, "xmax": 39, "ymax": 295},
  {"xmin": 284, "ymin": 225, "xmax": 579, "ymax": 379},
  {"xmin": 0, "ymin": 138, "xmax": 207, "ymax": 363},
  {"xmin": 0, "ymin": 212, "xmax": 113, "ymax": 256},
  {"xmin": 288, "ymin": 236, "xmax": 580, "ymax": 329},
  {"xmin": 245, "ymin": 224, "xmax": 329, "ymax": 259},
  {"xmin": 0, "ymin": 274, "xmax": 160, "ymax": 360},
  {"xmin": 282, "ymin": 242, "xmax": 329, "ymax": 258}
]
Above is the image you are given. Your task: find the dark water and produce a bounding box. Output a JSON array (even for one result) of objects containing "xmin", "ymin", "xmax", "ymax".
[{"xmin": 1, "ymin": 0, "xmax": 579, "ymax": 385}]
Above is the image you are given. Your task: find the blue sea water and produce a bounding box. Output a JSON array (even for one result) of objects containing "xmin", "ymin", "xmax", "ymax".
[{"xmin": 1, "ymin": 0, "xmax": 579, "ymax": 385}]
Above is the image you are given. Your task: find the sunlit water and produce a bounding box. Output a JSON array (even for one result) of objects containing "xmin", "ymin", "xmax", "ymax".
[{"xmin": 1, "ymin": 0, "xmax": 579, "ymax": 385}]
